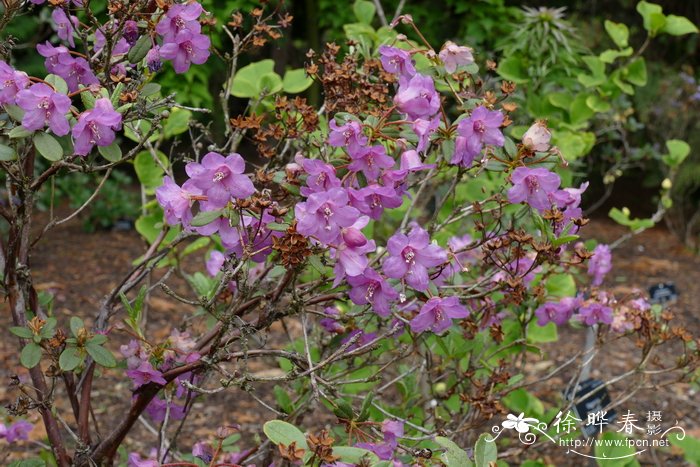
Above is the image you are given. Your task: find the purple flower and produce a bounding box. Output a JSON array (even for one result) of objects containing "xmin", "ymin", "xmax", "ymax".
[
  {"xmin": 72, "ymin": 98, "xmax": 122, "ymax": 155},
  {"xmin": 410, "ymin": 296, "xmax": 469, "ymax": 334},
  {"xmin": 155, "ymin": 2, "xmax": 204, "ymax": 40},
  {"xmin": 206, "ymin": 250, "xmax": 225, "ymax": 276},
  {"xmin": 395, "ymin": 74, "xmax": 440, "ymax": 120},
  {"xmin": 125, "ymin": 361, "xmax": 167, "ymax": 388},
  {"xmin": 333, "ymin": 225, "xmax": 376, "ymax": 285},
  {"xmin": 127, "ymin": 453, "xmax": 159, "ymax": 467},
  {"xmin": 378, "ymin": 45, "xmax": 416, "ymax": 78},
  {"xmin": 347, "ymin": 267, "xmax": 399, "ymax": 317},
  {"xmin": 51, "ymin": 9, "xmax": 79, "ymax": 47},
  {"xmin": 0, "ymin": 61, "xmax": 29, "ymax": 106},
  {"xmin": 534, "ymin": 296, "xmax": 579, "ymax": 326},
  {"xmin": 383, "ymin": 226, "xmax": 447, "ymax": 291},
  {"xmin": 328, "ymin": 119, "xmax": 368, "ymax": 154},
  {"xmin": 435, "ymin": 234, "xmax": 477, "ymax": 283},
  {"xmin": 577, "ymin": 302, "xmax": 613, "ymax": 326},
  {"xmin": 297, "ymin": 155, "xmax": 341, "ymax": 195},
  {"xmin": 587, "ymin": 244, "xmax": 612, "ymax": 286},
  {"xmin": 451, "ymin": 106, "xmax": 504, "ymax": 167},
  {"xmin": 439, "ymin": 41, "xmax": 474, "ymax": 73},
  {"xmin": 0, "ymin": 420, "xmax": 33, "ymax": 443},
  {"xmin": 295, "ymin": 187, "xmax": 360, "ymax": 245},
  {"xmin": 550, "ymin": 182, "xmax": 589, "ymax": 233},
  {"xmin": 36, "ymin": 42, "xmax": 98, "ymax": 92},
  {"xmin": 159, "ymin": 30, "xmax": 211, "ymax": 74},
  {"xmin": 146, "ymin": 46, "xmax": 162, "ymax": 72},
  {"xmin": 412, "ymin": 116, "xmax": 440, "ymax": 152},
  {"xmin": 320, "ymin": 307, "xmax": 345, "ymax": 333},
  {"xmin": 348, "ymin": 145, "xmax": 395, "ymax": 180},
  {"xmin": 187, "ymin": 152, "xmax": 255, "ymax": 209},
  {"xmin": 351, "ymin": 184, "xmax": 403, "ymax": 220},
  {"xmin": 16, "ymin": 83, "xmax": 71, "ymax": 135},
  {"xmin": 507, "ymin": 167, "xmax": 561, "ymax": 212},
  {"xmin": 144, "ymin": 396, "xmax": 186, "ymax": 423},
  {"xmin": 492, "ymin": 255, "xmax": 541, "ymax": 287},
  {"xmin": 94, "ymin": 22, "xmax": 131, "ymax": 56},
  {"xmin": 156, "ymin": 176, "xmax": 203, "ymax": 226},
  {"xmin": 192, "ymin": 441, "xmax": 214, "ymax": 463},
  {"xmin": 123, "ymin": 20, "xmax": 140, "ymax": 45}
]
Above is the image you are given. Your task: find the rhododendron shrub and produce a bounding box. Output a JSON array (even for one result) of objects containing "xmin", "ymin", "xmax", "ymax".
[{"xmin": 0, "ymin": 2, "xmax": 697, "ymax": 467}]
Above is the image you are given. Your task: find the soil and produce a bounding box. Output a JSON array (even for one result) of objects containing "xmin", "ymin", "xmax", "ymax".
[{"xmin": 1, "ymin": 209, "xmax": 699, "ymax": 465}]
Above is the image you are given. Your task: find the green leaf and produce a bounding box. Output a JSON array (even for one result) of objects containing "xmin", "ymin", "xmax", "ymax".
[
  {"xmin": 282, "ymin": 69, "xmax": 313, "ymax": 94},
  {"xmin": 20, "ymin": 342, "xmax": 42, "ymax": 369},
  {"xmin": 604, "ymin": 20, "xmax": 629, "ymax": 48},
  {"xmin": 577, "ymin": 56, "xmax": 606, "ymax": 87},
  {"xmin": 81, "ymin": 90, "xmax": 96, "ymax": 109},
  {"xmin": 89, "ymin": 334, "xmax": 108, "ymax": 345},
  {"xmin": 59, "ymin": 347, "xmax": 84, "ymax": 371},
  {"xmin": 98, "ymin": 142, "xmax": 123, "ymax": 162},
  {"xmin": 546, "ymin": 273, "xmax": 576, "ymax": 298},
  {"xmin": 569, "ymin": 93, "xmax": 595, "ymax": 125},
  {"xmin": 70, "ymin": 316, "xmax": 84, "ymax": 337},
  {"xmin": 10, "ymin": 326, "xmax": 33, "ymax": 339},
  {"xmin": 8, "ymin": 459, "xmax": 47, "ymax": 467},
  {"xmin": 585, "ymin": 95, "xmax": 611, "ymax": 113},
  {"xmin": 85, "ymin": 343, "xmax": 116, "ymax": 368},
  {"xmin": 134, "ymin": 150, "xmax": 168, "ymax": 189},
  {"xmin": 273, "ymin": 385, "xmax": 293, "ymax": 414},
  {"xmin": 625, "ymin": 58, "xmax": 647, "ymax": 86},
  {"xmin": 333, "ymin": 446, "xmax": 379, "ymax": 464},
  {"xmin": 40, "ymin": 317, "xmax": 57, "ymax": 338},
  {"xmin": 594, "ymin": 432, "xmax": 640, "ymax": 467},
  {"xmin": 0, "ymin": 143, "xmax": 17, "ymax": 161},
  {"xmin": 141, "ymin": 83, "xmax": 161, "ymax": 97},
  {"xmin": 435, "ymin": 436, "xmax": 473, "ymax": 467},
  {"xmin": 661, "ymin": 15, "xmax": 699, "ymax": 35},
  {"xmin": 599, "ymin": 47, "xmax": 633, "ymax": 64},
  {"xmin": 668, "ymin": 433, "xmax": 700, "ymax": 465},
  {"xmin": 45, "ymin": 74, "xmax": 68, "ymax": 95},
  {"xmin": 353, "ymin": 0, "xmax": 376, "ymax": 24},
  {"xmin": 163, "ymin": 108, "xmax": 192, "ymax": 138},
  {"xmin": 262, "ymin": 420, "xmax": 309, "ymax": 450},
  {"xmin": 527, "ymin": 321, "xmax": 558, "ymax": 343},
  {"xmin": 266, "ymin": 222, "xmax": 288, "ymax": 232},
  {"xmin": 662, "ymin": 139, "xmax": 690, "ymax": 167},
  {"xmin": 259, "ymin": 73, "xmax": 283, "ymax": 95},
  {"xmin": 358, "ymin": 392, "xmax": 374, "ymax": 422},
  {"xmin": 33, "ymin": 132, "xmax": 63, "ymax": 161},
  {"xmin": 496, "ymin": 56, "xmax": 529, "ymax": 84},
  {"xmin": 191, "ymin": 209, "xmax": 223, "ymax": 227},
  {"xmin": 128, "ymin": 35, "xmax": 152, "ymax": 63},
  {"xmin": 9, "ymin": 125, "xmax": 32, "ymax": 139},
  {"xmin": 4, "ymin": 104, "xmax": 24, "ymax": 121},
  {"xmin": 231, "ymin": 60, "xmax": 276, "ymax": 98},
  {"xmin": 124, "ymin": 120, "xmax": 157, "ymax": 143},
  {"xmin": 474, "ymin": 433, "xmax": 497, "ymax": 467},
  {"xmin": 637, "ymin": 1, "xmax": 665, "ymax": 34}
]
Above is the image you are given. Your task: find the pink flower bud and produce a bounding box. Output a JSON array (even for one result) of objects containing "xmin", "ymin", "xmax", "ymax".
[
  {"xmin": 522, "ymin": 121, "xmax": 551, "ymax": 152},
  {"xmin": 342, "ymin": 227, "xmax": 368, "ymax": 247}
]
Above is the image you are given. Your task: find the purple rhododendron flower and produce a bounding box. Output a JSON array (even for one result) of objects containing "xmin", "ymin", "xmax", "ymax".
[
  {"xmin": 51, "ymin": 9, "xmax": 79, "ymax": 47},
  {"xmin": 350, "ymin": 184, "xmax": 403, "ymax": 220},
  {"xmin": 72, "ymin": 98, "xmax": 123, "ymax": 155},
  {"xmin": 383, "ymin": 226, "xmax": 447, "ymax": 291},
  {"xmin": 410, "ymin": 296, "xmax": 469, "ymax": 334},
  {"xmin": 439, "ymin": 41, "xmax": 474, "ymax": 73},
  {"xmin": 194, "ymin": 215, "xmax": 242, "ymax": 249},
  {"xmin": 156, "ymin": 176, "xmax": 203, "ymax": 226},
  {"xmin": 125, "ymin": 361, "xmax": 167, "ymax": 388},
  {"xmin": 16, "ymin": 83, "xmax": 71, "ymax": 135},
  {"xmin": 412, "ymin": 116, "xmax": 440, "ymax": 152},
  {"xmin": 435, "ymin": 234, "xmax": 477, "ymax": 283},
  {"xmin": 159, "ymin": 30, "xmax": 211, "ymax": 74},
  {"xmin": 328, "ymin": 119, "xmax": 368, "ymax": 154},
  {"xmin": 127, "ymin": 453, "xmax": 159, "ymax": 467},
  {"xmin": 587, "ymin": 244, "xmax": 612, "ymax": 286},
  {"xmin": 341, "ymin": 329, "xmax": 377, "ymax": 351},
  {"xmin": 206, "ymin": 250, "xmax": 225, "ymax": 276},
  {"xmin": 0, "ymin": 420, "xmax": 33, "ymax": 443},
  {"xmin": 37, "ymin": 42, "xmax": 70, "ymax": 74},
  {"xmin": 0, "ymin": 60, "xmax": 29, "ymax": 105},
  {"xmin": 94, "ymin": 22, "xmax": 131, "ymax": 56},
  {"xmin": 295, "ymin": 187, "xmax": 360, "ymax": 245},
  {"xmin": 378, "ymin": 45, "xmax": 416, "ymax": 78},
  {"xmin": 348, "ymin": 145, "xmax": 395, "ymax": 180},
  {"xmin": 395, "ymin": 74, "xmax": 440, "ymax": 120},
  {"xmin": 37, "ymin": 42, "xmax": 98, "ymax": 92},
  {"xmin": 186, "ymin": 152, "xmax": 255, "ymax": 209},
  {"xmin": 144, "ymin": 396, "xmax": 186, "ymax": 423},
  {"xmin": 320, "ymin": 307, "xmax": 345, "ymax": 333},
  {"xmin": 296, "ymin": 155, "xmax": 341, "ymax": 196},
  {"xmin": 333, "ymin": 225, "xmax": 376, "ymax": 285},
  {"xmin": 155, "ymin": 2, "xmax": 204, "ymax": 40},
  {"xmin": 123, "ymin": 20, "xmax": 140, "ymax": 45},
  {"xmin": 577, "ymin": 302, "xmax": 613, "ymax": 326},
  {"xmin": 347, "ymin": 267, "xmax": 399, "ymax": 317},
  {"xmin": 192, "ymin": 441, "xmax": 214, "ymax": 463},
  {"xmin": 451, "ymin": 106, "xmax": 504, "ymax": 167},
  {"xmin": 492, "ymin": 255, "xmax": 541, "ymax": 287},
  {"xmin": 534, "ymin": 296, "xmax": 579, "ymax": 326},
  {"xmin": 146, "ymin": 46, "xmax": 162, "ymax": 72},
  {"xmin": 507, "ymin": 166, "xmax": 561, "ymax": 212}
]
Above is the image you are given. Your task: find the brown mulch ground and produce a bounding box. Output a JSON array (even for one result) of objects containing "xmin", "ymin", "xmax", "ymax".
[{"xmin": 1, "ymin": 209, "xmax": 699, "ymax": 465}]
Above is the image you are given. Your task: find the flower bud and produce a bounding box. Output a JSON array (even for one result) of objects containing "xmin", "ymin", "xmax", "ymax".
[
  {"xmin": 661, "ymin": 178, "xmax": 672, "ymax": 190},
  {"xmin": 522, "ymin": 120, "xmax": 551, "ymax": 152},
  {"xmin": 342, "ymin": 227, "xmax": 367, "ymax": 248}
]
